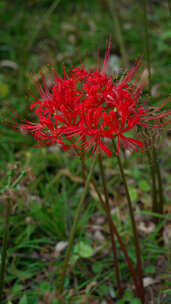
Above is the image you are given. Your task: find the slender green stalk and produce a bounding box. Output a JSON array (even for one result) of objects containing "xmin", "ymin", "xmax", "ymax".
[
  {"xmin": 18, "ymin": 0, "xmax": 61, "ymax": 93},
  {"xmin": 106, "ymin": 0, "xmax": 129, "ymax": 69},
  {"xmin": 80, "ymin": 155, "xmax": 86, "ymax": 183},
  {"xmin": 112, "ymin": 139, "xmax": 144, "ymax": 303},
  {"xmin": 152, "ymin": 148, "xmax": 164, "ymax": 215},
  {"xmin": 80, "ymin": 157, "xmax": 141, "ymax": 298},
  {"xmin": 27, "ymin": 0, "xmax": 61, "ymax": 51},
  {"xmin": 80, "ymin": 157, "xmax": 105, "ymax": 207},
  {"xmin": 146, "ymin": 150, "xmax": 158, "ymax": 213},
  {"xmin": 58, "ymin": 155, "xmax": 97, "ymax": 300},
  {"xmin": 0, "ymin": 200, "xmax": 11, "ymax": 303},
  {"xmin": 168, "ymin": 0, "xmax": 171, "ymax": 14},
  {"xmin": 143, "ymin": 0, "xmax": 152, "ymax": 93},
  {"xmin": 98, "ymin": 154, "xmax": 123, "ymax": 297},
  {"xmin": 143, "ymin": 0, "xmax": 164, "ymax": 217}
]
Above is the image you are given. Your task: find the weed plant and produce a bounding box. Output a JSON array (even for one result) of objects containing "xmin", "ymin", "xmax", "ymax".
[{"xmin": 0, "ymin": 1, "xmax": 170, "ymax": 303}]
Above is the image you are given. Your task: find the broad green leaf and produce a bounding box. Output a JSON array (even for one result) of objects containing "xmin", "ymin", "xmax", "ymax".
[
  {"xmin": 99, "ymin": 284, "xmax": 109, "ymax": 296},
  {"xmin": 0, "ymin": 82, "xmax": 9, "ymax": 97},
  {"xmin": 130, "ymin": 298, "xmax": 141, "ymax": 304},
  {"xmin": 73, "ymin": 241, "xmax": 93, "ymax": 258},
  {"xmin": 27, "ymin": 296, "xmax": 39, "ymax": 304},
  {"xmin": 116, "ymin": 299, "xmax": 125, "ymax": 304},
  {"xmin": 138, "ymin": 180, "xmax": 150, "ymax": 192},
  {"xmin": 145, "ymin": 265, "xmax": 156, "ymax": 274},
  {"xmin": 92, "ymin": 262, "xmax": 103, "ymax": 274},
  {"xmin": 11, "ymin": 283, "xmax": 24, "ymax": 295},
  {"xmin": 129, "ymin": 188, "xmax": 138, "ymax": 202},
  {"xmin": 19, "ymin": 295, "xmax": 27, "ymax": 304},
  {"xmin": 39, "ymin": 281, "xmax": 51, "ymax": 291}
]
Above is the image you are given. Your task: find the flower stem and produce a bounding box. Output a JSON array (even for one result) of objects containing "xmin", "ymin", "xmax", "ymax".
[
  {"xmin": 112, "ymin": 139, "xmax": 145, "ymax": 303},
  {"xmin": 98, "ymin": 154, "xmax": 123, "ymax": 297},
  {"xmin": 80, "ymin": 154, "xmax": 86, "ymax": 183},
  {"xmin": 0, "ymin": 199, "xmax": 11, "ymax": 303},
  {"xmin": 78, "ymin": 154, "xmax": 105, "ymax": 207},
  {"xmin": 79, "ymin": 157, "xmax": 141, "ymax": 298},
  {"xmin": 58, "ymin": 155, "xmax": 97, "ymax": 300}
]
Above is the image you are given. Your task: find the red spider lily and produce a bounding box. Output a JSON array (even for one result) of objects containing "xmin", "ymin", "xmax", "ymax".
[{"xmin": 3, "ymin": 44, "xmax": 170, "ymax": 156}]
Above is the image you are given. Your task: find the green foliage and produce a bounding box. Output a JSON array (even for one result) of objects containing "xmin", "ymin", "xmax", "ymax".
[
  {"xmin": 129, "ymin": 187, "xmax": 138, "ymax": 203},
  {"xmin": 19, "ymin": 295, "xmax": 27, "ymax": 304},
  {"xmin": 0, "ymin": 0, "xmax": 170, "ymax": 302},
  {"xmin": 116, "ymin": 290, "xmax": 141, "ymax": 304},
  {"xmin": 138, "ymin": 180, "xmax": 151, "ymax": 192},
  {"xmin": 73, "ymin": 241, "xmax": 93, "ymax": 258}
]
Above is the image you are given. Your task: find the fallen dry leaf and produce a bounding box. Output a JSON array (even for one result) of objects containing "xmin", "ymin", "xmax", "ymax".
[
  {"xmin": 138, "ymin": 221, "xmax": 156, "ymax": 234},
  {"xmin": 54, "ymin": 241, "xmax": 68, "ymax": 258},
  {"xmin": 163, "ymin": 222, "xmax": 171, "ymax": 245},
  {"xmin": 143, "ymin": 277, "xmax": 158, "ymax": 288}
]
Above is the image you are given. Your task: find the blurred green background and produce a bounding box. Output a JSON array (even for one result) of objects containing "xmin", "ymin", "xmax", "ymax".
[{"xmin": 0, "ymin": 1, "xmax": 170, "ymax": 303}]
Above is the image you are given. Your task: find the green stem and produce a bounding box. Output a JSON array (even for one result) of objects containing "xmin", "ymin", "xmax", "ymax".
[
  {"xmin": 112, "ymin": 139, "xmax": 144, "ymax": 303},
  {"xmin": 143, "ymin": 0, "xmax": 151, "ymax": 93},
  {"xmin": 27, "ymin": 0, "xmax": 61, "ymax": 51},
  {"xmin": 98, "ymin": 154, "xmax": 123, "ymax": 297},
  {"xmin": 152, "ymin": 148, "xmax": 164, "ymax": 215},
  {"xmin": 106, "ymin": 0, "xmax": 129, "ymax": 69},
  {"xmin": 0, "ymin": 200, "xmax": 11, "ymax": 303},
  {"xmin": 80, "ymin": 154, "xmax": 86, "ymax": 183},
  {"xmin": 146, "ymin": 150, "xmax": 158, "ymax": 213},
  {"xmin": 78, "ymin": 154, "xmax": 105, "ymax": 207},
  {"xmin": 168, "ymin": 0, "xmax": 171, "ymax": 14},
  {"xmin": 58, "ymin": 155, "xmax": 97, "ymax": 299},
  {"xmin": 80, "ymin": 157, "xmax": 141, "ymax": 298},
  {"xmin": 19, "ymin": 0, "xmax": 61, "ymax": 93},
  {"xmin": 143, "ymin": 0, "xmax": 164, "ymax": 217}
]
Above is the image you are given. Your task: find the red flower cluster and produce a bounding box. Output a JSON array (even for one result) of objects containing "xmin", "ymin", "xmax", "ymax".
[{"xmin": 6, "ymin": 47, "xmax": 170, "ymax": 157}]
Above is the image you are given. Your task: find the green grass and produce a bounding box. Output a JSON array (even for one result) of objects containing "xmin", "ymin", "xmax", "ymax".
[{"xmin": 0, "ymin": 0, "xmax": 170, "ymax": 303}]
